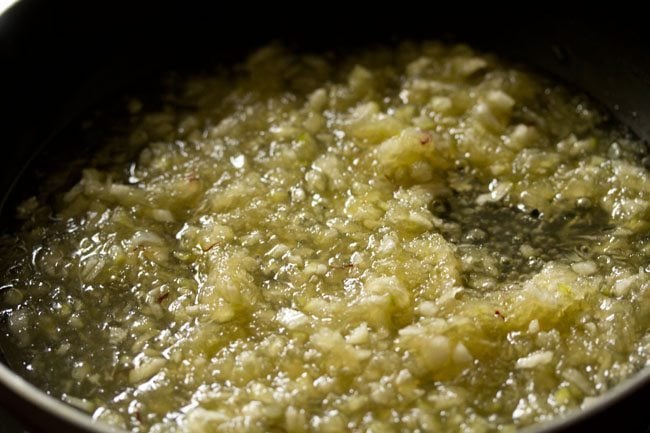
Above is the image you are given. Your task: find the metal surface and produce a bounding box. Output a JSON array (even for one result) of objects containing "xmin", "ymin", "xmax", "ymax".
[{"xmin": 1, "ymin": 2, "xmax": 649, "ymax": 432}]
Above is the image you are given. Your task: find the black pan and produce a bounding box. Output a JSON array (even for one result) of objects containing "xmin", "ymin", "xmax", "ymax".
[{"xmin": 1, "ymin": 2, "xmax": 649, "ymax": 432}]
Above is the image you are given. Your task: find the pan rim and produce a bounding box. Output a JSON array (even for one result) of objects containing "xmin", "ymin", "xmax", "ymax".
[{"xmin": 1, "ymin": 360, "xmax": 650, "ymax": 432}]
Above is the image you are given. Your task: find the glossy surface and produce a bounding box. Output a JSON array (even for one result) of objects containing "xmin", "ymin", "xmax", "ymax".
[{"xmin": 2, "ymin": 43, "xmax": 650, "ymax": 433}]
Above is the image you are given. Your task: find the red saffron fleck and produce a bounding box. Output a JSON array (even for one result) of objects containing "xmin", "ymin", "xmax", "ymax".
[
  {"xmin": 156, "ymin": 292, "xmax": 170, "ymax": 304},
  {"xmin": 495, "ymin": 310, "xmax": 505, "ymax": 320},
  {"xmin": 201, "ymin": 242, "xmax": 218, "ymax": 252},
  {"xmin": 331, "ymin": 263, "xmax": 354, "ymax": 270}
]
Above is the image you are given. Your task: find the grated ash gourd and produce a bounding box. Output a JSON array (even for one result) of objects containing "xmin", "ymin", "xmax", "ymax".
[{"xmin": 2, "ymin": 42, "xmax": 650, "ymax": 433}]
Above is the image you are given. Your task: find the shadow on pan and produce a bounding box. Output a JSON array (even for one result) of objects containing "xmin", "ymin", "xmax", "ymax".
[{"xmin": 0, "ymin": 2, "xmax": 649, "ymax": 432}]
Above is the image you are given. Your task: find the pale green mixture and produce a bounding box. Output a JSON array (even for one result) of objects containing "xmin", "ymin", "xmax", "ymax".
[{"xmin": 2, "ymin": 42, "xmax": 650, "ymax": 433}]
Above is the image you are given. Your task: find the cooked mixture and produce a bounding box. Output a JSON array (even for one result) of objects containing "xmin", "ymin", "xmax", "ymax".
[{"xmin": 2, "ymin": 42, "xmax": 650, "ymax": 433}]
